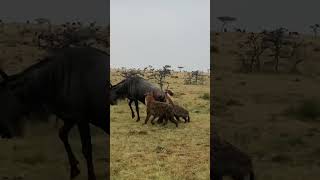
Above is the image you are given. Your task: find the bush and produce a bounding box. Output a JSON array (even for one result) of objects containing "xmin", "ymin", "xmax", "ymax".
[
  {"xmin": 200, "ymin": 93, "xmax": 210, "ymax": 100},
  {"xmin": 285, "ymin": 98, "xmax": 320, "ymax": 120}
]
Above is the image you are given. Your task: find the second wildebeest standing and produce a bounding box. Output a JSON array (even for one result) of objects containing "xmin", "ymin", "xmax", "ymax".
[
  {"xmin": 110, "ymin": 76, "xmax": 166, "ymax": 121},
  {"xmin": 0, "ymin": 47, "xmax": 110, "ymax": 180}
]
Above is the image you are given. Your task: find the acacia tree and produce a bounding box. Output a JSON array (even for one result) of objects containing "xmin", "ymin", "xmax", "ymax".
[
  {"xmin": 120, "ymin": 68, "xmax": 144, "ymax": 78},
  {"xmin": 217, "ymin": 16, "xmax": 237, "ymax": 32},
  {"xmin": 287, "ymin": 37, "xmax": 306, "ymax": 73},
  {"xmin": 0, "ymin": 19, "xmax": 4, "ymax": 32},
  {"xmin": 310, "ymin": 24, "xmax": 320, "ymax": 38},
  {"xmin": 178, "ymin": 66, "xmax": 184, "ymax": 72},
  {"xmin": 184, "ymin": 70, "xmax": 205, "ymax": 85},
  {"xmin": 34, "ymin": 18, "xmax": 52, "ymax": 32},
  {"xmin": 238, "ymin": 32, "xmax": 268, "ymax": 72},
  {"xmin": 147, "ymin": 65, "xmax": 172, "ymax": 90},
  {"xmin": 262, "ymin": 27, "xmax": 290, "ymax": 72}
]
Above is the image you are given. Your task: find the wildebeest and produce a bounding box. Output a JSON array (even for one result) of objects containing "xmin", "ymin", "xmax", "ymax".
[
  {"xmin": 0, "ymin": 47, "xmax": 110, "ymax": 180},
  {"xmin": 110, "ymin": 76, "xmax": 166, "ymax": 121}
]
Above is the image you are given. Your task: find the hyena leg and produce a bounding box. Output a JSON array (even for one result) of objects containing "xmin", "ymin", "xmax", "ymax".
[
  {"xmin": 158, "ymin": 116, "xmax": 164, "ymax": 124},
  {"xmin": 150, "ymin": 116, "xmax": 157, "ymax": 125},
  {"xmin": 182, "ymin": 117, "xmax": 187, "ymax": 123},
  {"xmin": 169, "ymin": 116, "xmax": 178, "ymax": 127},
  {"xmin": 162, "ymin": 117, "xmax": 168, "ymax": 126},
  {"xmin": 144, "ymin": 113, "xmax": 151, "ymax": 124}
]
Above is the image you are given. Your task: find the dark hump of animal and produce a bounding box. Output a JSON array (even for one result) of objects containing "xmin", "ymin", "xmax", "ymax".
[
  {"xmin": 4, "ymin": 47, "xmax": 110, "ymax": 134},
  {"xmin": 112, "ymin": 76, "xmax": 164, "ymax": 103}
]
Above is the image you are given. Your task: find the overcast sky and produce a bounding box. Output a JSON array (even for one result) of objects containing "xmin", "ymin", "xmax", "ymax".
[
  {"xmin": 0, "ymin": 0, "xmax": 109, "ymax": 25},
  {"xmin": 211, "ymin": 0, "xmax": 319, "ymax": 34},
  {"xmin": 111, "ymin": 0, "xmax": 210, "ymax": 71}
]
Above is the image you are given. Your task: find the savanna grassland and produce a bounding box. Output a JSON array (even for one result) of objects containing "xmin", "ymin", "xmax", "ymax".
[
  {"xmin": 110, "ymin": 70, "xmax": 210, "ymax": 180},
  {"xmin": 0, "ymin": 22, "xmax": 109, "ymax": 180},
  {"xmin": 212, "ymin": 32, "xmax": 320, "ymax": 180}
]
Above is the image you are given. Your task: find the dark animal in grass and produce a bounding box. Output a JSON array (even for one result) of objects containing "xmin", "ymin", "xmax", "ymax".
[
  {"xmin": 0, "ymin": 47, "xmax": 110, "ymax": 180},
  {"xmin": 110, "ymin": 76, "xmax": 166, "ymax": 121},
  {"xmin": 144, "ymin": 91, "xmax": 178, "ymax": 127},
  {"xmin": 211, "ymin": 132, "xmax": 255, "ymax": 180},
  {"xmin": 164, "ymin": 90, "xmax": 190, "ymax": 123}
]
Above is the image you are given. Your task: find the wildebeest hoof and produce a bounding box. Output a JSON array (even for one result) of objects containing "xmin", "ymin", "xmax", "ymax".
[{"xmin": 70, "ymin": 167, "xmax": 80, "ymax": 179}]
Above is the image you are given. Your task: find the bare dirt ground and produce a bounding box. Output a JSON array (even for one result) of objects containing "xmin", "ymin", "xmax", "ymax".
[
  {"xmin": 0, "ymin": 23, "xmax": 109, "ymax": 180},
  {"xmin": 110, "ymin": 70, "xmax": 210, "ymax": 180},
  {"xmin": 212, "ymin": 32, "xmax": 320, "ymax": 180}
]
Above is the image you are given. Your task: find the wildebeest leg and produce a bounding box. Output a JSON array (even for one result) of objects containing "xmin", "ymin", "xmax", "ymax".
[
  {"xmin": 150, "ymin": 116, "xmax": 157, "ymax": 125},
  {"xmin": 162, "ymin": 116, "xmax": 168, "ymax": 126},
  {"xmin": 128, "ymin": 99, "xmax": 135, "ymax": 119},
  {"xmin": 175, "ymin": 115, "xmax": 180, "ymax": 122},
  {"xmin": 182, "ymin": 117, "xmax": 187, "ymax": 123},
  {"xmin": 78, "ymin": 122, "xmax": 96, "ymax": 180},
  {"xmin": 134, "ymin": 100, "xmax": 140, "ymax": 121},
  {"xmin": 59, "ymin": 121, "xmax": 80, "ymax": 179}
]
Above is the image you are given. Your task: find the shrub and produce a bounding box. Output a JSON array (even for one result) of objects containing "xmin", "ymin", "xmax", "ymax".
[
  {"xmin": 285, "ymin": 98, "xmax": 320, "ymax": 120},
  {"xmin": 200, "ymin": 93, "xmax": 210, "ymax": 100}
]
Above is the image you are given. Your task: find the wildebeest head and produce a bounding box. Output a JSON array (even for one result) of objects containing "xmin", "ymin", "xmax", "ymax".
[
  {"xmin": 109, "ymin": 81, "xmax": 127, "ymax": 105},
  {"xmin": 109, "ymin": 85, "xmax": 118, "ymax": 105}
]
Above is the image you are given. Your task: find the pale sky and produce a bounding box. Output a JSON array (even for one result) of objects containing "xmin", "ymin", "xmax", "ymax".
[
  {"xmin": 111, "ymin": 0, "xmax": 210, "ymax": 71},
  {"xmin": 0, "ymin": 0, "xmax": 109, "ymax": 25},
  {"xmin": 211, "ymin": 0, "xmax": 319, "ymax": 34}
]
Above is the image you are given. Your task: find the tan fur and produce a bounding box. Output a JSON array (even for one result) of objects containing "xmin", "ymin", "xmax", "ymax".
[
  {"xmin": 164, "ymin": 91, "xmax": 190, "ymax": 123},
  {"xmin": 144, "ymin": 91, "xmax": 178, "ymax": 127}
]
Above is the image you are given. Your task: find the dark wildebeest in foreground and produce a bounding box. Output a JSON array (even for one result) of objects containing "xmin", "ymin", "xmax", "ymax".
[
  {"xmin": 211, "ymin": 132, "xmax": 255, "ymax": 180},
  {"xmin": 110, "ymin": 76, "xmax": 166, "ymax": 121},
  {"xmin": 0, "ymin": 47, "xmax": 110, "ymax": 180}
]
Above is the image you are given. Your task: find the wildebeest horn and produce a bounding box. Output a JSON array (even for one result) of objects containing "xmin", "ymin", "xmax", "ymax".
[{"xmin": 0, "ymin": 69, "xmax": 8, "ymax": 81}]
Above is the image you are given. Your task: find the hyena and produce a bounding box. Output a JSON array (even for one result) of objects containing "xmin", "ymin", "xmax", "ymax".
[
  {"xmin": 164, "ymin": 90, "xmax": 190, "ymax": 123},
  {"xmin": 144, "ymin": 91, "xmax": 178, "ymax": 127}
]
